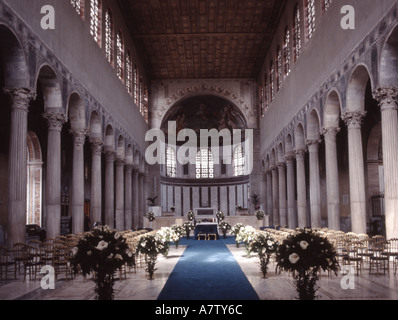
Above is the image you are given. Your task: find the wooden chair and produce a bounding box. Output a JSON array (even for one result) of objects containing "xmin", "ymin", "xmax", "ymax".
[
  {"xmin": 343, "ymin": 241, "xmax": 363, "ymax": 275},
  {"xmin": 13, "ymin": 243, "xmax": 27, "ymax": 275},
  {"xmin": 23, "ymin": 246, "xmax": 44, "ymax": 281},
  {"xmin": 53, "ymin": 245, "xmax": 73, "ymax": 281},
  {"xmin": 208, "ymin": 234, "xmax": 217, "ymax": 241},
  {"xmin": 0, "ymin": 247, "xmax": 16, "ymax": 280},
  {"xmin": 197, "ymin": 233, "xmax": 207, "ymax": 241},
  {"xmin": 369, "ymin": 240, "xmax": 389, "ymax": 275}
]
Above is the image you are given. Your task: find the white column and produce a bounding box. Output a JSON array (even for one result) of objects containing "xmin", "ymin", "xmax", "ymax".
[
  {"xmin": 373, "ymin": 87, "xmax": 398, "ymax": 239},
  {"xmin": 277, "ymin": 162, "xmax": 287, "ymax": 227},
  {"xmin": 132, "ymin": 169, "xmax": 140, "ymax": 228},
  {"xmin": 271, "ymin": 166, "xmax": 279, "ymax": 225},
  {"xmin": 90, "ymin": 142, "xmax": 103, "ymax": 225},
  {"xmin": 124, "ymin": 163, "xmax": 133, "ymax": 230},
  {"xmin": 70, "ymin": 129, "xmax": 87, "ymax": 234},
  {"xmin": 295, "ymin": 148, "xmax": 307, "ymax": 228},
  {"xmin": 115, "ymin": 157, "xmax": 125, "ymax": 231},
  {"xmin": 306, "ymin": 140, "xmax": 322, "ymax": 228},
  {"xmin": 266, "ymin": 170, "xmax": 273, "ymax": 225},
  {"xmin": 43, "ymin": 112, "xmax": 67, "ymax": 240},
  {"xmin": 322, "ymin": 127, "xmax": 341, "ymax": 231},
  {"xmin": 104, "ymin": 151, "xmax": 116, "ymax": 228},
  {"xmin": 285, "ymin": 154, "xmax": 297, "ymax": 228},
  {"xmin": 4, "ymin": 88, "xmax": 35, "ymax": 247},
  {"xmin": 342, "ymin": 111, "xmax": 367, "ymax": 234}
]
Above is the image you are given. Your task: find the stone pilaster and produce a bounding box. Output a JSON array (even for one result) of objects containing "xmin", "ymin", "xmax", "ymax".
[
  {"xmin": 271, "ymin": 166, "xmax": 279, "ymax": 226},
  {"xmin": 43, "ymin": 112, "xmax": 67, "ymax": 240},
  {"xmin": 373, "ymin": 87, "xmax": 398, "ymax": 239},
  {"xmin": 342, "ymin": 110, "xmax": 367, "ymax": 234},
  {"xmin": 322, "ymin": 127, "xmax": 341, "ymax": 231},
  {"xmin": 4, "ymin": 88, "xmax": 36, "ymax": 247},
  {"xmin": 124, "ymin": 164, "xmax": 134, "ymax": 230}
]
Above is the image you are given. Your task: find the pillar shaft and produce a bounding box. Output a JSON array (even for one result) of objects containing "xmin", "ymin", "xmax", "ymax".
[
  {"xmin": 285, "ymin": 155, "xmax": 297, "ymax": 228},
  {"xmin": 307, "ymin": 140, "xmax": 322, "ymax": 228},
  {"xmin": 277, "ymin": 162, "xmax": 287, "ymax": 227},
  {"xmin": 104, "ymin": 151, "xmax": 116, "ymax": 228},
  {"xmin": 4, "ymin": 88, "xmax": 35, "ymax": 247},
  {"xmin": 90, "ymin": 142, "xmax": 103, "ymax": 226},
  {"xmin": 271, "ymin": 167, "xmax": 279, "ymax": 226},
  {"xmin": 125, "ymin": 164, "xmax": 133, "ymax": 230},
  {"xmin": 115, "ymin": 158, "xmax": 125, "ymax": 231},
  {"xmin": 295, "ymin": 149, "xmax": 307, "ymax": 228},
  {"xmin": 342, "ymin": 111, "xmax": 367, "ymax": 234},
  {"xmin": 322, "ymin": 127, "xmax": 341, "ymax": 231}
]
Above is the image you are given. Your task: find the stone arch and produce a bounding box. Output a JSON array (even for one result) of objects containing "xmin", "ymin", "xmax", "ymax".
[
  {"xmin": 116, "ymin": 134, "xmax": 125, "ymax": 160},
  {"xmin": 347, "ymin": 65, "xmax": 372, "ymax": 112},
  {"xmin": 324, "ymin": 90, "xmax": 342, "ymax": 128},
  {"xmin": 104, "ymin": 124, "xmax": 115, "ymax": 152},
  {"xmin": 379, "ymin": 26, "xmax": 398, "ymax": 87},
  {"xmin": 126, "ymin": 144, "xmax": 134, "ymax": 165},
  {"xmin": 88, "ymin": 110, "xmax": 103, "ymax": 142},
  {"xmin": 0, "ymin": 24, "xmax": 30, "ymax": 89},
  {"xmin": 36, "ymin": 65, "xmax": 63, "ymax": 111},
  {"xmin": 307, "ymin": 109, "xmax": 321, "ymax": 140},
  {"xmin": 277, "ymin": 142, "xmax": 285, "ymax": 163},
  {"xmin": 68, "ymin": 92, "xmax": 87, "ymax": 131},
  {"xmin": 294, "ymin": 122, "xmax": 306, "ymax": 150},
  {"xmin": 285, "ymin": 133, "xmax": 294, "ymax": 154}
]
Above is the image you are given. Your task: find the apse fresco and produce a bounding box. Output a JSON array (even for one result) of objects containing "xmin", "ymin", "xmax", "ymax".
[{"xmin": 161, "ymin": 95, "xmax": 247, "ymax": 134}]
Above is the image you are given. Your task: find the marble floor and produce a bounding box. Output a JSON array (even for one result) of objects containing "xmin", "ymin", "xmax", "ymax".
[{"xmin": 0, "ymin": 242, "xmax": 397, "ymax": 301}]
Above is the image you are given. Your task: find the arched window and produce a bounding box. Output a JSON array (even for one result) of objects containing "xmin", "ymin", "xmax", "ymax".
[
  {"xmin": 166, "ymin": 147, "xmax": 177, "ymax": 178},
  {"xmin": 323, "ymin": 0, "xmax": 332, "ymax": 13},
  {"xmin": 269, "ymin": 61, "xmax": 275, "ymax": 102},
  {"xmin": 105, "ymin": 9, "xmax": 113, "ymax": 65},
  {"xmin": 306, "ymin": 0, "xmax": 316, "ymax": 39},
  {"xmin": 90, "ymin": 0, "xmax": 102, "ymax": 46},
  {"xmin": 283, "ymin": 27, "xmax": 291, "ymax": 76},
  {"xmin": 144, "ymin": 86, "xmax": 149, "ymax": 123},
  {"xmin": 196, "ymin": 149, "xmax": 214, "ymax": 179},
  {"xmin": 139, "ymin": 77, "xmax": 144, "ymax": 115},
  {"xmin": 134, "ymin": 65, "xmax": 139, "ymax": 106},
  {"xmin": 233, "ymin": 145, "xmax": 245, "ymax": 177},
  {"xmin": 276, "ymin": 46, "xmax": 283, "ymax": 91},
  {"xmin": 71, "ymin": 0, "xmax": 85, "ymax": 19},
  {"xmin": 126, "ymin": 51, "xmax": 133, "ymax": 95},
  {"xmin": 116, "ymin": 31, "xmax": 124, "ymax": 81},
  {"xmin": 259, "ymin": 86, "xmax": 264, "ymax": 118},
  {"xmin": 293, "ymin": 4, "xmax": 302, "ymax": 62},
  {"xmin": 264, "ymin": 74, "xmax": 269, "ymax": 112}
]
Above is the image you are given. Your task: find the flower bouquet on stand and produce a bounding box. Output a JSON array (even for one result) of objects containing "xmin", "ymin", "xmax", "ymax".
[
  {"xmin": 236, "ymin": 225, "xmax": 257, "ymax": 257},
  {"xmin": 216, "ymin": 211, "xmax": 225, "ymax": 223},
  {"xmin": 136, "ymin": 233, "xmax": 164, "ymax": 280},
  {"xmin": 72, "ymin": 226, "xmax": 135, "ymax": 300},
  {"xmin": 187, "ymin": 210, "xmax": 195, "ymax": 222},
  {"xmin": 250, "ymin": 232, "xmax": 278, "ymax": 278},
  {"xmin": 275, "ymin": 229, "xmax": 339, "ymax": 300},
  {"xmin": 182, "ymin": 221, "xmax": 195, "ymax": 239},
  {"xmin": 219, "ymin": 221, "xmax": 232, "ymax": 239},
  {"xmin": 256, "ymin": 210, "xmax": 265, "ymax": 221},
  {"xmin": 171, "ymin": 225, "xmax": 184, "ymax": 248},
  {"xmin": 231, "ymin": 223, "xmax": 245, "ymax": 247}
]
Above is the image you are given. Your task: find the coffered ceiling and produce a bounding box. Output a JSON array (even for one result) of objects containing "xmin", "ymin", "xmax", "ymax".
[{"xmin": 118, "ymin": 0, "xmax": 286, "ymax": 80}]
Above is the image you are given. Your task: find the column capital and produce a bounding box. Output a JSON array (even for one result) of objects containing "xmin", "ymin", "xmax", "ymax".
[
  {"xmin": 4, "ymin": 88, "xmax": 36, "ymax": 111},
  {"xmin": 321, "ymin": 127, "xmax": 341, "ymax": 140},
  {"xmin": 125, "ymin": 163, "xmax": 134, "ymax": 172},
  {"xmin": 70, "ymin": 129, "xmax": 88, "ymax": 148},
  {"xmin": 115, "ymin": 157, "xmax": 126, "ymax": 167},
  {"xmin": 276, "ymin": 161, "xmax": 286, "ymax": 169},
  {"xmin": 285, "ymin": 153, "xmax": 296, "ymax": 164},
  {"xmin": 43, "ymin": 112, "xmax": 67, "ymax": 131},
  {"xmin": 342, "ymin": 111, "xmax": 367, "ymax": 129},
  {"xmin": 91, "ymin": 142, "xmax": 104, "ymax": 155},
  {"xmin": 105, "ymin": 151, "xmax": 116, "ymax": 162},
  {"xmin": 372, "ymin": 87, "xmax": 398, "ymax": 110},
  {"xmin": 295, "ymin": 148, "xmax": 307, "ymax": 161}
]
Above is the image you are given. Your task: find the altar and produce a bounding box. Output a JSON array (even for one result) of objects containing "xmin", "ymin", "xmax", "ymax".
[{"xmin": 194, "ymin": 222, "xmax": 219, "ymax": 240}]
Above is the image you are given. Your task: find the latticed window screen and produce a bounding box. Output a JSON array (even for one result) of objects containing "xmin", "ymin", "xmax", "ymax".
[
  {"xmin": 293, "ymin": 4, "xmax": 302, "ymax": 62},
  {"xmin": 134, "ymin": 66, "xmax": 139, "ymax": 106},
  {"xmin": 196, "ymin": 149, "xmax": 214, "ymax": 179},
  {"xmin": 166, "ymin": 147, "xmax": 177, "ymax": 178},
  {"xmin": 284, "ymin": 28, "xmax": 291, "ymax": 76},
  {"xmin": 116, "ymin": 31, "xmax": 124, "ymax": 80},
  {"xmin": 264, "ymin": 75, "xmax": 269, "ymax": 112},
  {"xmin": 105, "ymin": 9, "xmax": 113, "ymax": 65},
  {"xmin": 90, "ymin": 0, "xmax": 101, "ymax": 45},
  {"xmin": 71, "ymin": 0, "xmax": 84, "ymax": 18},
  {"xmin": 126, "ymin": 52, "xmax": 133, "ymax": 95},
  {"xmin": 323, "ymin": 0, "xmax": 332, "ymax": 13},
  {"xmin": 269, "ymin": 61, "xmax": 275, "ymax": 102},
  {"xmin": 306, "ymin": 0, "xmax": 316, "ymax": 39},
  {"xmin": 233, "ymin": 146, "xmax": 245, "ymax": 177},
  {"xmin": 276, "ymin": 47, "xmax": 283, "ymax": 91}
]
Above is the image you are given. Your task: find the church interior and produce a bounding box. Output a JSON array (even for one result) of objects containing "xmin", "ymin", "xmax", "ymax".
[{"xmin": 0, "ymin": 0, "xmax": 398, "ymax": 302}]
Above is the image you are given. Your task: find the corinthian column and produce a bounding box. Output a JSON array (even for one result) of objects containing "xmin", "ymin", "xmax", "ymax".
[
  {"xmin": 132, "ymin": 169, "xmax": 140, "ymax": 228},
  {"xmin": 342, "ymin": 111, "xmax": 367, "ymax": 234},
  {"xmin": 265, "ymin": 170, "xmax": 273, "ymax": 224},
  {"xmin": 43, "ymin": 112, "xmax": 67, "ymax": 239},
  {"xmin": 4, "ymin": 88, "xmax": 36, "ymax": 247},
  {"xmin": 295, "ymin": 148, "xmax": 307, "ymax": 228},
  {"xmin": 90, "ymin": 142, "xmax": 103, "ymax": 225},
  {"xmin": 322, "ymin": 127, "xmax": 341, "ymax": 231},
  {"xmin": 104, "ymin": 151, "xmax": 116, "ymax": 228},
  {"xmin": 306, "ymin": 139, "xmax": 322, "ymax": 228},
  {"xmin": 115, "ymin": 157, "xmax": 125, "ymax": 231},
  {"xmin": 285, "ymin": 154, "xmax": 297, "ymax": 228},
  {"xmin": 271, "ymin": 166, "xmax": 279, "ymax": 225},
  {"xmin": 277, "ymin": 162, "xmax": 287, "ymax": 227},
  {"xmin": 373, "ymin": 87, "xmax": 398, "ymax": 239},
  {"xmin": 70, "ymin": 129, "xmax": 87, "ymax": 234}
]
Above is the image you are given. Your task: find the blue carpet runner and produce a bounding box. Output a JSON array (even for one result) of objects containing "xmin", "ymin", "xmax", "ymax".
[{"xmin": 157, "ymin": 236, "xmax": 259, "ymax": 301}]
